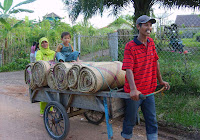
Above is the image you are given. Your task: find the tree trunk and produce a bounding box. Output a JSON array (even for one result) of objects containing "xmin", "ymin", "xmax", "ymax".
[
  {"xmin": 133, "ymin": 0, "xmax": 154, "ymax": 26},
  {"xmin": 2, "ymin": 37, "xmax": 8, "ymax": 65},
  {"xmin": 5, "ymin": 37, "xmax": 7, "ymax": 49},
  {"xmin": 1, "ymin": 48, "xmax": 4, "ymax": 66}
]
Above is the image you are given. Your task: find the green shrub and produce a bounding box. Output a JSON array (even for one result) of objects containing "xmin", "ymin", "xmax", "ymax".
[
  {"xmin": 194, "ymin": 32, "xmax": 200, "ymax": 42},
  {"xmin": 0, "ymin": 58, "xmax": 29, "ymax": 72}
]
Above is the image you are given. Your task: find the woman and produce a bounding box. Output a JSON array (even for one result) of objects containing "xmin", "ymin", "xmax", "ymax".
[{"xmin": 36, "ymin": 37, "xmax": 55, "ymax": 117}]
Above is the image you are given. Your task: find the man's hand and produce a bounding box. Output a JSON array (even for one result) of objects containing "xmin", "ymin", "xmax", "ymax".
[
  {"xmin": 159, "ymin": 81, "xmax": 170, "ymax": 90},
  {"xmin": 130, "ymin": 89, "xmax": 141, "ymax": 101}
]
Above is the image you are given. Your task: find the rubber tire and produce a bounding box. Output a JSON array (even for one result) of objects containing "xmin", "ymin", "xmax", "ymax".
[
  {"xmin": 44, "ymin": 101, "xmax": 69, "ymax": 140},
  {"xmin": 84, "ymin": 110, "xmax": 105, "ymax": 125}
]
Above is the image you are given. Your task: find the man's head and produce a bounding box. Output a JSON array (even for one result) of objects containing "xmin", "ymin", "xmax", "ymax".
[
  {"xmin": 136, "ymin": 15, "xmax": 156, "ymax": 25},
  {"xmin": 136, "ymin": 15, "xmax": 156, "ymax": 36}
]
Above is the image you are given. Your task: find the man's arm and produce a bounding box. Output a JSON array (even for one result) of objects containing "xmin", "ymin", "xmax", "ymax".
[
  {"xmin": 157, "ymin": 61, "xmax": 170, "ymax": 90},
  {"xmin": 126, "ymin": 69, "xmax": 141, "ymax": 100}
]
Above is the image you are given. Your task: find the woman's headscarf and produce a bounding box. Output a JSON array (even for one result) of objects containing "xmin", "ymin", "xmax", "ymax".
[{"xmin": 39, "ymin": 37, "xmax": 55, "ymax": 56}]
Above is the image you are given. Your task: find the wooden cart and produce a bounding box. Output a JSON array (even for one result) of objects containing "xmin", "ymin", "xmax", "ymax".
[{"xmin": 29, "ymin": 87, "xmax": 131, "ymax": 140}]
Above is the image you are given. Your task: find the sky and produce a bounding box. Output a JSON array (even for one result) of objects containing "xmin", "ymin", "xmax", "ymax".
[{"xmin": 3, "ymin": 0, "xmax": 200, "ymax": 28}]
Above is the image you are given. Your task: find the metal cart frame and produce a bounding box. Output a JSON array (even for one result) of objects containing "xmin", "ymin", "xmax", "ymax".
[{"xmin": 29, "ymin": 87, "xmax": 131, "ymax": 140}]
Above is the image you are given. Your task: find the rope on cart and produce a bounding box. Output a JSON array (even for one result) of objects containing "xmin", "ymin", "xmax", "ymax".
[{"xmin": 88, "ymin": 65, "xmax": 119, "ymax": 97}]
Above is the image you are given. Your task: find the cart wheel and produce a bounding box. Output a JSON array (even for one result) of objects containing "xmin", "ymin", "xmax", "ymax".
[
  {"xmin": 44, "ymin": 101, "xmax": 69, "ymax": 140},
  {"xmin": 84, "ymin": 110, "xmax": 105, "ymax": 125}
]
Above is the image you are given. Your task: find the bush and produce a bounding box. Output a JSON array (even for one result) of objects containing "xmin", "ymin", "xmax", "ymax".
[
  {"xmin": 0, "ymin": 58, "xmax": 29, "ymax": 72},
  {"xmin": 194, "ymin": 32, "xmax": 200, "ymax": 42}
]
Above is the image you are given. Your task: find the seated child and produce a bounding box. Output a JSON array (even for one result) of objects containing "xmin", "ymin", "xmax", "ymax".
[{"xmin": 54, "ymin": 32, "xmax": 80, "ymax": 62}]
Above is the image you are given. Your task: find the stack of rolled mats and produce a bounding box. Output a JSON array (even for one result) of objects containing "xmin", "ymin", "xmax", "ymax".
[{"xmin": 24, "ymin": 60, "xmax": 125, "ymax": 93}]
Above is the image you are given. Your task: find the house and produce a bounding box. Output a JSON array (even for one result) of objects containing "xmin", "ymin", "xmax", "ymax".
[
  {"xmin": 175, "ymin": 15, "xmax": 200, "ymax": 38},
  {"xmin": 43, "ymin": 12, "xmax": 62, "ymax": 21},
  {"xmin": 175, "ymin": 15, "xmax": 200, "ymax": 27}
]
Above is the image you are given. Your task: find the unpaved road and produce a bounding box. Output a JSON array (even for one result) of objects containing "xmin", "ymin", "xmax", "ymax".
[{"xmin": 0, "ymin": 71, "xmax": 198, "ymax": 140}]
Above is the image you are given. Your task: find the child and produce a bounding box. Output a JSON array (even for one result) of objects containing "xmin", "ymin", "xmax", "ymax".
[
  {"xmin": 30, "ymin": 42, "xmax": 36, "ymax": 63},
  {"xmin": 34, "ymin": 42, "xmax": 39, "ymax": 58},
  {"xmin": 54, "ymin": 32, "xmax": 80, "ymax": 62}
]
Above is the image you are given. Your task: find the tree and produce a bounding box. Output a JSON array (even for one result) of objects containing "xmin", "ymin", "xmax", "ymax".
[
  {"xmin": 63, "ymin": 0, "xmax": 200, "ymax": 27},
  {"xmin": 0, "ymin": 0, "xmax": 36, "ymax": 64}
]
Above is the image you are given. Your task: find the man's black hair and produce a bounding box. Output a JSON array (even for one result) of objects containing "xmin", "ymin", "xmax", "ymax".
[
  {"xmin": 138, "ymin": 23, "xmax": 142, "ymax": 27},
  {"xmin": 137, "ymin": 23, "xmax": 143, "ymax": 33},
  {"xmin": 61, "ymin": 32, "xmax": 71, "ymax": 39}
]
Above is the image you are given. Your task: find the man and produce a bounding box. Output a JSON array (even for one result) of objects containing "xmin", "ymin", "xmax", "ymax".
[{"xmin": 121, "ymin": 15, "xmax": 170, "ymax": 140}]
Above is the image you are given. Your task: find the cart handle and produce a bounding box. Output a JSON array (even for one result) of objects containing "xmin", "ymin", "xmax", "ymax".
[{"xmin": 139, "ymin": 86, "xmax": 165, "ymax": 100}]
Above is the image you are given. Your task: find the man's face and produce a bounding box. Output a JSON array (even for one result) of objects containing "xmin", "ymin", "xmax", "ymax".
[
  {"xmin": 137, "ymin": 21, "xmax": 152, "ymax": 36},
  {"xmin": 41, "ymin": 41, "xmax": 48, "ymax": 49},
  {"xmin": 62, "ymin": 35, "xmax": 71, "ymax": 44}
]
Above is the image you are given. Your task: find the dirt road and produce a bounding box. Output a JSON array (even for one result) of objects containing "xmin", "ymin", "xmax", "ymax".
[{"xmin": 0, "ymin": 71, "xmax": 196, "ymax": 140}]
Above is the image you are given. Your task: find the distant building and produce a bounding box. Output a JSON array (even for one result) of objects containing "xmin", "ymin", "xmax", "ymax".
[
  {"xmin": 175, "ymin": 15, "xmax": 200, "ymax": 38},
  {"xmin": 43, "ymin": 12, "xmax": 62, "ymax": 21},
  {"xmin": 175, "ymin": 15, "xmax": 200, "ymax": 27}
]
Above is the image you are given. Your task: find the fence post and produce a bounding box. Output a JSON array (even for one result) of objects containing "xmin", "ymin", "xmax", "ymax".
[
  {"xmin": 73, "ymin": 34, "xmax": 76, "ymax": 51},
  {"xmin": 108, "ymin": 32, "xmax": 118, "ymax": 61},
  {"xmin": 78, "ymin": 34, "xmax": 81, "ymax": 53}
]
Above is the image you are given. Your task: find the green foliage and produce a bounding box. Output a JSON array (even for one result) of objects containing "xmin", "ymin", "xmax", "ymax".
[
  {"xmin": 155, "ymin": 93, "xmax": 200, "ymax": 129},
  {"xmin": 0, "ymin": 47, "xmax": 29, "ymax": 72},
  {"xmin": 0, "ymin": 0, "xmax": 35, "ymax": 16},
  {"xmin": 107, "ymin": 17, "xmax": 132, "ymax": 28},
  {"xmin": 80, "ymin": 36, "xmax": 109, "ymax": 56},
  {"xmin": 194, "ymin": 32, "xmax": 200, "ymax": 42},
  {"xmin": 0, "ymin": 58, "xmax": 29, "ymax": 72},
  {"xmin": 182, "ymin": 38, "xmax": 200, "ymax": 47}
]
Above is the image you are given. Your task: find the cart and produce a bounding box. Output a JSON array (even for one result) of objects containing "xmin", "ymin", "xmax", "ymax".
[{"xmin": 29, "ymin": 87, "xmax": 131, "ymax": 140}]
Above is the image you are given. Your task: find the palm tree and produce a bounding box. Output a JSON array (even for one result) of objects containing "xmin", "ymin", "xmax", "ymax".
[
  {"xmin": 0, "ymin": 0, "xmax": 36, "ymax": 64},
  {"xmin": 63, "ymin": 0, "xmax": 200, "ymax": 26}
]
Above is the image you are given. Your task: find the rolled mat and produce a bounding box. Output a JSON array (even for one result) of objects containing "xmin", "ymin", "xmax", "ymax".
[
  {"xmin": 67, "ymin": 61, "xmax": 117, "ymax": 91},
  {"xmin": 32, "ymin": 60, "xmax": 51, "ymax": 87},
  {"xmin": 67, "ymin": 63, "xmax": 82, "ymax": 91},
  {"xmin": 24, "ymin": 63, "xmax": 37, "ymax": 89},
  {"xmin": 78, "ymin": 61, "xmax": 125, "ymax": 93},
  {"xmin": 47, "ymin": 68, "xmax": 57, "ymax": 90},
  {"xmin": 53, "ymin": 62, "xmax": 73, "ymax": 90}
]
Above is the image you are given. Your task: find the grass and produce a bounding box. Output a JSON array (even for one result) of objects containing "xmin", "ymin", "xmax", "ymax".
[
  {"xmin": 155, "ymin": 92, "xmax": 200, "ymax": 129},
  {"xmin": 80, "ymin": 36, "xmax": 109, "ymax": 56},
  {"xmin": 153, "ymin": 50, "xmax": 200, "ymax": 130},
  {"xmin": 182, "ymin": 38, "xmax": 200, "ymax": 48}
]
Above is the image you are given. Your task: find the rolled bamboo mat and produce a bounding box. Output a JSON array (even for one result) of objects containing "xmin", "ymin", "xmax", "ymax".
[
  {"xmin": 24, "ymin": 63, "xmax": 37, "ymax": 89},
  {"xmin": 67, "ymin": 63, "xmax": 82, "ymax": 91},
  {"xmin": 53, "ymin": 62, "xmax": 73, "ymax": 90},
  {"xmin": 32, "ymin": 60, "xmax": 51, "ymax": 87},
  {"xmin": 47, "ymin": 68, "xmax": 57, "ymax": 90},
  {"xmin": 78, "ymin": 61, "xmax": 125, "ymax": 93},
  {"xmin": 67, "ymin": 61, "xmax": 116, "ymax": 91}
]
